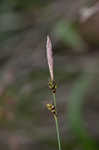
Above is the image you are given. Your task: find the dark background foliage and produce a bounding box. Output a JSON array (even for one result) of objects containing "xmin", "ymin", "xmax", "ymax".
[{"xmin": 0, "ymin": 0, "xmax": 99, "ymax": 149}]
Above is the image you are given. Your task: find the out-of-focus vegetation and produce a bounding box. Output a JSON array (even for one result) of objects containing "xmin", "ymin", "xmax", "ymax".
[{"xmin": 0, "ymin": 0, "xmax": 99, "ymax": 150}]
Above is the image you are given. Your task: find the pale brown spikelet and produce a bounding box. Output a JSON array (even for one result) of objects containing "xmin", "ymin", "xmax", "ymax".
[{"xmin": 46, "ymin": 35, "xmax": 54, "ymax": 80}]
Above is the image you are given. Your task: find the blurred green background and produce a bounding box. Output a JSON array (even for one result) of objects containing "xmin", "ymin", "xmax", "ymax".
[{"xmin": 0, "ymin": 0, "xmax": 99, "ymax": 149}]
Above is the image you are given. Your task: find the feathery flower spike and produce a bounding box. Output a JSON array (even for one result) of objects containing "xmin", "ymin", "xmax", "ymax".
[
  {"xmin": 46, "ymin": 35, "xmax": 54, "ymax": 81},
  {"xmin": 46, "ymin": 35, "xmax": 62, "ymax": 150}
]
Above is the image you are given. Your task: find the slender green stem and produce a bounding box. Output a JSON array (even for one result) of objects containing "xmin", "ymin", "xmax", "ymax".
[
  {"xmin": 53, "ymin": 93, "xmax": 62, "ymax": 150},
  {"xmin": 53, "ymin": 93, "xmax": 56, "ymax": 108},
  {"xmin": 54, "ymin": 115, "xmax": 62, "ymax": 150}
]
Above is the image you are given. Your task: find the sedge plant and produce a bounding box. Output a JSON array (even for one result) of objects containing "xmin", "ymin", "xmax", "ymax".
[{"xmin": 46, "ymin": 35, "xmax": 62, "ymax": 150}]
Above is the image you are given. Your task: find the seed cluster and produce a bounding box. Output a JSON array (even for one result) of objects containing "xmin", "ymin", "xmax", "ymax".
[
  {"xmin": 48, "ymin": 80, "xmax": 57, "ymax": 93},
  {"xmin": 46, "ymin": 103, "xmax": 57, "ymax": 117}
]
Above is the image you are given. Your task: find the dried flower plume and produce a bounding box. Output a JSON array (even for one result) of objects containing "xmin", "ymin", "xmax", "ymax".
[{"xmin": 46, "ymin": 35, "xmax": 54, "ymax": 80}]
